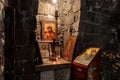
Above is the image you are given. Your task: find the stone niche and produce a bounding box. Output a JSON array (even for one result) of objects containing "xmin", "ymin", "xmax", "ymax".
[
  {"xmin": 36, "ymin": 0, "xmax": 81, "ymax": 49},
  {"xmin": 35, "ymin": 0, "xmax": 81, "ymax": 80}
]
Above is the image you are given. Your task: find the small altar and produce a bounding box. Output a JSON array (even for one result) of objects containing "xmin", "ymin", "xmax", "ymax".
[{"xmin": 35, "ymin": 59, "xmax": 72, "ymax": 80}]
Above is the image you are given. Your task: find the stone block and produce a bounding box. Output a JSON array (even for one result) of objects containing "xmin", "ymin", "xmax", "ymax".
[
  {"xmin": 21, "ymin": 74, "xmax": 36, "ymax": 80},
  {"xmin": 15, "ymin": 60, "xmax": 34, "ymax": 75},
  {"xmin": 78, "ymin": 22, "xmax": 85, "ymax": 32},
  {"xmin": 16, "ymin": 75, "xmax": 22, "ymax": 80},
  {"xmin": 38, "ymin": 2, "xmax": 47, "ymax": 15},
  {"xmin": 84, "ymin": 23, "xmax": 101, "ymax": 33},
  {"xmin": 49, "ymin": 5, "xmax": 55, "ymax": 16},
  {"xmin": 83, "ymin": 34, "xmax": 99, "ymax": 43},
  {"xmin": 41, "ymin": 71, "xmax": 54, "ymax": 80},
  {"xmin": 58, "ymin": 16, "xmax": 64, "ymax": 26},
  {"xmin": 16, "ymin": 30, "xmax": 28, "ymax": 44},
  {"xmin": 23, "ymin": 16, "xmax": 36, "ymax": 31},
  {"xmin": 34, "ymin": 72, "xmax": 40, "ymax": 80},
  {"xmin": 87, "ymin": 12, "xmax": 95, "ymax": 22},
  {"xmin": 72, "ymin": 21, "xmax": 79, "ymax": 32},
  {"xmin": 19, "ymin": 0, "xmax": 33, "ymax": 11},
  {"xmin": 44, "ymin": 4, "xmax": 49, "ymax": 15},
  {"xmin": 16, "ymin": 45, "xmax": 35, "ymax": 60},
  {"xmin": 0, "ymin": 20, "xmax": 4, "ymax": 31},
  {"xmin": 64, "ymin": 13, "xmax": 74, "ymax": 25},
  {"xmin": 101, "ymin": 15, "xmax": 109, "ymax": 25},
  {"xmin": 16, "ymin": 12, "xmax": 23, "ymax": 29},
  {"xmin": 81, "ymin": 0, "xmax": 86, "ymax": 10},
  {"xmin": 47, "ymin": 15, "xmax": 55, "ymax": 21},
  {"xmin": 29, "ymin": 31, "xmax": 36, "ymax": 44},
  {"xmin": 84, "ymin": 23, "xmax": 92, "ymax": 33},
  {"xmin": 55, "ymin": 68, "xmax": 70, "ymax": 80},
  {"xmin": 90, "ymin": 35, "xmax": 100, "ymax": 43},
  {"xmin": 32, "ymin": 0, "xmax": 39, "ymax": 15},
  {"xmin": 86, "ymin": 1, "xmax": 94, "ymax": 11},
  {"xmin": 101, "ymin": 0, "xmax": 110, "ymax": 9},
  {"xmin": 73, "ymin": 4, "xmax": 80, "ymax": 12},
  {"xmin": 82, "ymin": 34, "xmax": 92, "ymax": 43},
  {"xmin": 80, "ymin": 10, "xmax": 87, "ymax": 21},
  {"xmin": 83, "ymin": 43, "xmax": 96, "ymax": 48},
  {"xmin": 36, "ymin": 15, "xmax": 41, "ymax": 25},
  {"xmin": 100, "ymin": 8, "xmax": 109, "ymax": 14},
  {"xmin": 73, "ymin": 0, "xmax": 80, "ymax": 5},
  {"xmin": 74, "ymin": 11, "xmax": 80, "ymax": 22},
  {"xmin": 16, "ymin": 21, "xmax": 23, "ymax": 30},
  {"xmin": 63, "ymin": 3, "xmax": 72, "ymax": 14},
  {"xmin": 94, "ymin": 14, "xmax": 102, "ymax": 24},
  {"xmin": 101, "ymin": 25, "xmax": 109, "ymax": 34},
  {"xmin": 92, "ymin": 25, "xmax": 102, "ymax": 33},
  {"xmin": 36, "ymin": 15, "xmax": 45, "ymax": 21},
  {"xmin": 65, "ymin": 0, "xmax": 73, "ymax": 4}
]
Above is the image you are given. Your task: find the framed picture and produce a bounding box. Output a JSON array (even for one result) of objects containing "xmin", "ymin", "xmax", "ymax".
[
  {"xmin": 55, "ymin": 46, "xmax": 61, "ymax": 58},
  {"xmin": 42, "ymin": 21, "xmax": 57, "ymax": 41},
  {"xmin": 62, "ymin": 36, "xmax": 77, "ymax": 61},
  {"xmin": 38, "ymin": 42, "xmax": 50, "ymax": 58}
]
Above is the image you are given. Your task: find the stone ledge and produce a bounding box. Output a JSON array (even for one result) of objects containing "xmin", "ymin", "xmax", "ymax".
[{"xmin": 35, "ymin": 59, "xmax": 72, "ymax": 72}]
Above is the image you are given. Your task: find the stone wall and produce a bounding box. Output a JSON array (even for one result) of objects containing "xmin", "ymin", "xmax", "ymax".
[
  {"xmin": 4, "ymin": 0, "xmax": 37, "ymax": 80},
  {"xmin": 74, "ymin": 0, "xmax": 118, "ymax": 56},
  {"xmin": 40, "ymin": 68, "xmax": 70, "ymax": 80},
  {"xmin": 74, "ymin": 0, "xmax": 120, "ymax": 80},
  {"xmin": 15, "ymin": 1, "xmax": 36, "ymax": 79},
  {"xmin": 0, "ymin": 0, "xmax": 5, "ymax": 69},
  {"xmin": 36, "ymin": 0, "xmax": 56, "ymax": 40},
  {"xmin": 0, "ymin": 0, "xmax": 5, "ymax": 80},
  {"xmin": 58, "ymin": 0, "xmax": 80, "ymax": 45}
]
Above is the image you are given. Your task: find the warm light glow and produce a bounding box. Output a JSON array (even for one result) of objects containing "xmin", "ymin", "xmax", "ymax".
[
  {"xmin": 56, "ymin": 57, "xmax": 59, "ymax": 62},
  {"xmin": 47, "ymin": 3, "xmax": 50, "ymax": 7},
  {"xmin": 52, "ymin": 0, "xmax": 57, "ymax": 3},
  {"xmin": 48, "ymin": 14, "xmax": 52, "ymax": 18}
]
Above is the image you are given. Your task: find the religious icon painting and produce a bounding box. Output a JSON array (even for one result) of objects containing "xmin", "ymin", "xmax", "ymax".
[
  {"xmin": 38, "ymin": 42, "xmax": 50, "ymax": 58},
  {"xmin": 42, "ymin": 21, "xmax": 57, "ymax": 41},
  {"xmin": 62, "ymin": 36, "xmax": 77, "ymax": 61},
  {"xmin": 55, "ymin": 46, "xmax": 61, "ymax": 58}
]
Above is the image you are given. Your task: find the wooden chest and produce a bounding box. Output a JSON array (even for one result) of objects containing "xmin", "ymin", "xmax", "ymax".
[{"xmin": 72, "ymin": 47, "xmax": 101, "ymax": 80}]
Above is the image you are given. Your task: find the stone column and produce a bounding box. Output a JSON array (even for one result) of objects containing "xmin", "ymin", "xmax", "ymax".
[{"xmin": 4, "ymin": 0, "xmax": 37, "ymax": 80}]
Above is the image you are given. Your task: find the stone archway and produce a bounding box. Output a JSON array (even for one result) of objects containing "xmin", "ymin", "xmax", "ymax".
[{"xmin": 4, "ymin": 0, "xmax": 37, "ymax": 80}]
